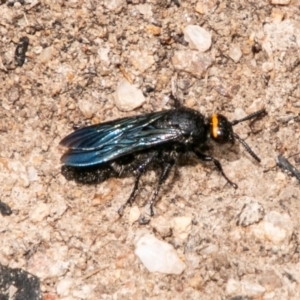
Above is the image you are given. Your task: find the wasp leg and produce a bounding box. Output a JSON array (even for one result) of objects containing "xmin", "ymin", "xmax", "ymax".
[
  {"xmin": 118, "ymin": 172, "xmax": 142, "ymax": 216},
  {"xmin": 118, "ymin": 153, "xmax": 157, "ymax": 216},
  {"xmin": 149, "ymin": 159, "xmax": 175, "ymax": 216},
  {"xmin": 195, "ymin": 150, "xmax": 238, "ymax": 189}
]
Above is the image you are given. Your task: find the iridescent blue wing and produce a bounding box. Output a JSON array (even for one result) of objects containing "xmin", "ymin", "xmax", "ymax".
[{"xmin": 60, "ymin": 110, "xmax": 182, "ymax": 167}]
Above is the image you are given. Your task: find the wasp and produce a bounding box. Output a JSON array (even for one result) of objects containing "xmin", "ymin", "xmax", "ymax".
[{"xmin": 60, "ymin": 106, "xmax": 266, "ymax": 216}]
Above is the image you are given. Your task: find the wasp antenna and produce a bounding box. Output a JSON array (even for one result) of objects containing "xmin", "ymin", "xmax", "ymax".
[
  {"xmin": 233, "ymin": 133, "xmax": 261, "ymax": 162},
  {"xmin": 231, "ymin": 109, "xmax": 266, "ymax": 126}
]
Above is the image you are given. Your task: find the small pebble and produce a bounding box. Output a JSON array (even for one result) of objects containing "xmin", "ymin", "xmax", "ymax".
[
  {"xmin": 226, "ymin": 278, "xmax": 241, "ymax": 295},
  {"xmin": 259, "ymin": 270, "xmax": 282, "ymax": 292},
  {"xmin": 151, "ymin": 216, "xmax": 172, "ymax": 238},
  {"xmin": 172, "ymin": 51, "xmax": 214, "ymax": 78},
  {"xmin": 57, "ymin": 278, "xmax": 74, "ymax": 297},
  {"xmin": 128, "ymin": 206, "xmax": 141, "ymax": 225},
  {"xmin": 8, "ymin": 86, "xmax": 20, "ymax": 103},
  {"xmin": 98, "ymin": 46, "xmax": 110, "ymax": 64},
  {"xmin": 29, "ymin": 203, "xmax": 50, "ymax": 222},
  {"xmin": 199, "ymin": 244, "xmax": 219, "ymax": 256},
  {"xmin": 237, "ymin": 199, "xmax": 265, "ymax": 227},
  {"xmin": 242, "ymin": 281, "xmax": 266, "ymax": 298},
  {"xmin": 188, "ymin": 274, "xmax": 204, "ymax": 290},
  {"xmin": 103, "ymin": 0, "xmax": 125, "ymax": 12},
  {"xmin": 134, "ymin": 231, "xmax": 185, "ymax": 274},
  {"xmin": 28, "ymin": 252, "xmax": 69, "ymax": 279},
  {"xmin": 252, "ymin": 211, "xmax": 294, "ymax": 245},
  {"xmin": 271, "ymin": 8, "xmax": 285, "ymax": 23},
  {"xmin": 135, "ymin": 4, "xmax": 153, "ymax": 18},
  {"xmin": 115, "ymin": 80, "xmax": 146, "ymax": 111},
  {"xmin": 129, "ymin": 50, "xmax": 155, "ymax": 73},
  {"xmin": 39, "ymin": 46, "xmax": 55, "ymax": 64},
  {"xmin": 146, "ymin": 24, "xmax": 161, "ymax": 36},
  {"xmin": 229, "ymin": 44, "xmax": 243, "ymax": 63},
  {"xmin": 270, "ymin": 0, "xmax": 290, "ymax": 4},
  {"xmin": 262, "ymin": 62, "xmax": 274, "ymax": 73},
  {"xmin": 226, "ymin": 279, "xmax": 266, "ymax": 298},
  {"xmin": 171, "ymin": 216, "xmax": 192, "ymax": 240},
  {"xmin": 263, "ymin": 211, "xmax": 293, "ymax": 244},
  {"xmin": 78, "ymin": 99, "xmax": 96, "ymax": 119},
  {"xmin": 32, "ymin": 45, "xmax": 43, "ymax": 55},
  {"xmin": 28, "ymin": 166, "xmax": 39, "ymax": 182},
  {"xmin": 264, "ymin": 20, "xmax": 300, "ymax": 52},
  {"xmin": 184, "ymin": 25, "xmax": 212, "ymax": 52},
  {"xmin": 195, "ymin": 2, "xmax": 205, "ymax": 14},
  {"xmin": 9, "ymin": 161, "xmax": 29, "ymax": 187}
]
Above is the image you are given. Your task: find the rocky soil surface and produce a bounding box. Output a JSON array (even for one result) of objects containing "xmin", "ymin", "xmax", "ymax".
[{"xmin": 1, "ymin": 0, "xmax": 300, "ymax": 299}]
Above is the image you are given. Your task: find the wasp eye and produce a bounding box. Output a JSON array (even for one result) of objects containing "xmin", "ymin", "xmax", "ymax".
[{"xmin": 210, "ymin": 114, "xmax": 233, "ymax": 144}]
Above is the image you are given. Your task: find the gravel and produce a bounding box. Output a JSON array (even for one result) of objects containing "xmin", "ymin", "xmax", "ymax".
[{"xmin": 1, "ymin": 0, "xmax": 300, "ymax": 299}]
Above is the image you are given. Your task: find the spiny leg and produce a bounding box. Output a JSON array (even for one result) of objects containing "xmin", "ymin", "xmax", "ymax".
[
  {"xmin": 149, "ymin": 160, "xmax": 175, "ymax": 216},
  {"xmin": 118, "ymin": 172, "xmax": 142, "ymax": 216},
  {"xmin": 195, "ymin": 150, "xmax": 238, "ymax": 189},
  {"xmin": 118, "ymin": 152, "xmax": 157, "ymax": 216}
]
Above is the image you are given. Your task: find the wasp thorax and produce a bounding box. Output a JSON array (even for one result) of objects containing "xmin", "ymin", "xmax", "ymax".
[{"xmin": 210, "ymin": 114, "xmax": 234, "ymax": 144}]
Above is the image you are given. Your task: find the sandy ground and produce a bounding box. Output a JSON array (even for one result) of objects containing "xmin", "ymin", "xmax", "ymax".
[{"xmin": 1, "ymin": 0, "xmax": 300, "ymax": 299}]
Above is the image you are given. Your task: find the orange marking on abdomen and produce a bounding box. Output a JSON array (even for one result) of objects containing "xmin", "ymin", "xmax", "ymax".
[{"xmin": 211, "ymin": 114, "xmax": 219, "ymax": 138}]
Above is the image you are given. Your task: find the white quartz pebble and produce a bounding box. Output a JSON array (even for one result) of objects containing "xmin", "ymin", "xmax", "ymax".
[
  {"xmin": 134, "ymin": 232, "xmax": 185, "ymax": 274},
  {"xmin": 184, "ymin": 25, "xmax": 212, "ymax": 52},
  {"xmin": 115, "ymin": 80, "xmax": 146, "ymax": 111}
]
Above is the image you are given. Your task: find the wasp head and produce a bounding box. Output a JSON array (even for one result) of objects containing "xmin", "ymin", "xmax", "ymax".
[
  {"xmin": 209, "ymin": 114, "xmax": 234, "ymax": 144},
  {"xmin": 209, "ymin": 109, "xmax": 266, "ymax": 162}
]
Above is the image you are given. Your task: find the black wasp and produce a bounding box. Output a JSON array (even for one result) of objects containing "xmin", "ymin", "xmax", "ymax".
[{"xmin": 60, "ymin": 106, "xmax": 266, "ymax": 216}]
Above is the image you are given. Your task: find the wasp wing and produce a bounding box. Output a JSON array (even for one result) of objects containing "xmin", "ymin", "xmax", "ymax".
[{"xmin": 60, "ymin": 110, "xmax": 182, "ymax": 167}]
